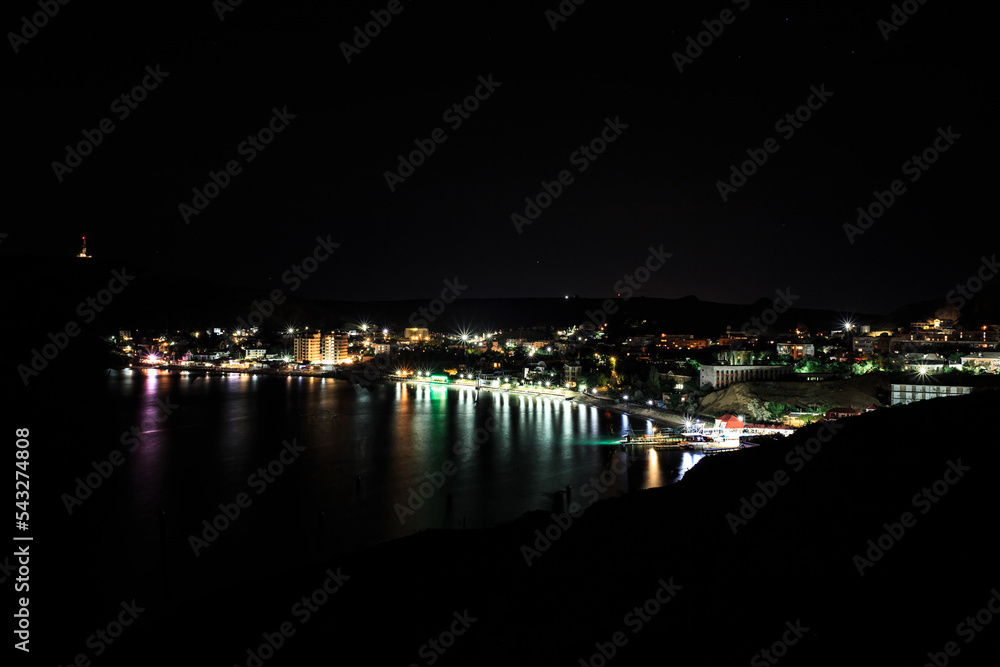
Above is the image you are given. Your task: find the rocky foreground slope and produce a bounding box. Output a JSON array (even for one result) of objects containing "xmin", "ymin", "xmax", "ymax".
[{"xmin": 699, "ymin": 374, "xmax": 892, "ymax": 416}]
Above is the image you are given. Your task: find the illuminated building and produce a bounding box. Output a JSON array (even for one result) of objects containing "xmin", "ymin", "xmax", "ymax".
[
  {"xmin": 293, "ymin": 332, "xmax": 322, "ymax": 363},
  {"xmin": 891, "ymin": 383, "xmax": 972, "ymax": 405},
  {"xmin": 698, "ymin": 364, "xmax": 793, "ymax": 389},
  {"xmin": 322, "ymin": 333, "xmax": 349, "ymax": 363}
]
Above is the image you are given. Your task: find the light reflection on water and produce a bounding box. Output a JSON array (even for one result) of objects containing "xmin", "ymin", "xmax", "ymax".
[{"xmin": 83, "ymin": 370, "xmax": 707, "ymax": 594}]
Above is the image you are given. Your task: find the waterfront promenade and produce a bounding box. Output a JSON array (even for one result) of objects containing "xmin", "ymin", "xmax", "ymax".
[{"xmin": 128, "ymin": 364, "xmax": 700, "ymax": 429}]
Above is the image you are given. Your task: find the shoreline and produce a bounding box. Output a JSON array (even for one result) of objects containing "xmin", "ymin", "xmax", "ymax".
[
  {"xmin": 574, "ymin": 393, "xmax": 689, "ymax": 428},
  {"xmin": 122, "ymin": 364, "xmax": 696, "ymax": 426}
]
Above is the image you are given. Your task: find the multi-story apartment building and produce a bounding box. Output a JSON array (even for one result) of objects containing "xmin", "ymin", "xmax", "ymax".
[
  {"xmin": 698, "ymin": 364, "xmax": 793, "ymax": 389},
  {"xmin": 656, "ymin": 334, "xmax": 710, "ymax": 351},
  {"xmin": 322, "ymin": 333, "xmax": 349, "ymax": 364},
  {"xmin": 295, "ymin": 332, "xmax": 350, "ymax": 364},
  {"xmin": 293, "ymin": 332, "xmax": 323, "ymax": 363},
  {"xmin": 776, "ymin": 341, "xmax": 815, "ymax": 359},
  {"xmin": 891, "ymin": 383, "xmax": 972, "ymax": 405}
]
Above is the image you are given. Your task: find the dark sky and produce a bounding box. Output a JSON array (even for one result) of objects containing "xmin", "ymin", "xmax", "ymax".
[{"xmin": 4, "ymin": 0, "xmax": 994, "ymax": 314}]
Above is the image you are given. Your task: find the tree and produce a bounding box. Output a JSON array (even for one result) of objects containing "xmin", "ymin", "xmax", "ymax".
[
  {"xmin": 745, "ymin": 398, "xmax": 771, "ymax": 422},
  {"xmin": 764, "ymin": 401, "xmax": 794, "ymax": 420},
  {"xmin": 647, "ymin": 366, "xmax": 661, "ymax": 392}
]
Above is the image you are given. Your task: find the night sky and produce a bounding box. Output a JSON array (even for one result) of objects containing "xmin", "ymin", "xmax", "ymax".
[{"xmin": 5, "ymin": 0, "xmax": 994, "ymax": 315}]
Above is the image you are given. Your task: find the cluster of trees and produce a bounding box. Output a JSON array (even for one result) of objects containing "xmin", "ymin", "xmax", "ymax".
[
  {"xmin": 606, "ymin": 366, "xmax": 662, "ymax": 401},
  {"xmin": 794, "ymin": 358, "xmax": 851, "ymax": 374},
  {"xmin": 744, "ymin": 399, "xmax": 797, "ymax": 422},
  {"xmin": 714, "ymin": 350, "xmax": 780, "ymax": 366}
]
